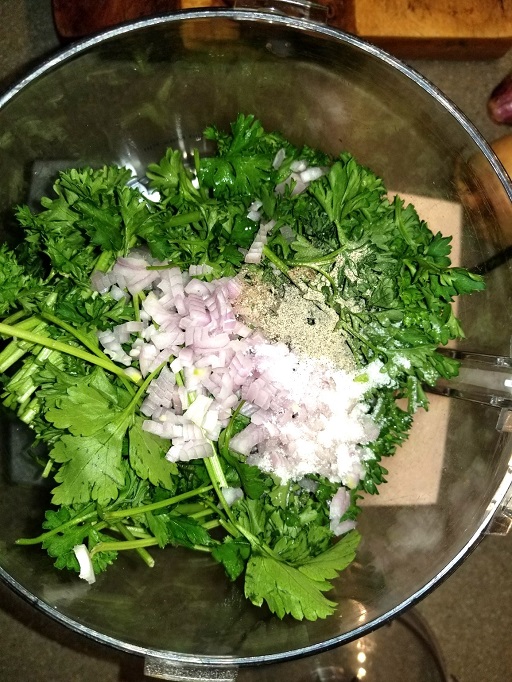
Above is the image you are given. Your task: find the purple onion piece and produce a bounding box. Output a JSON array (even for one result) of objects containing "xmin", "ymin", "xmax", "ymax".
[{"xmin": 488, "ymin": 72, "xmax": 512, "ymax": 124}]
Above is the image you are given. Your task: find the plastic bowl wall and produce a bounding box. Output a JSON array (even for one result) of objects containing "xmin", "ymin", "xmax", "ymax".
[{"xmin": 0, "ymin": 9, "xmax": 511, "ymax": 670}]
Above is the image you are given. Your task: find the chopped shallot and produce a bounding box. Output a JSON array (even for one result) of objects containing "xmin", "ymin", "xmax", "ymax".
[
  {"xmin": 92, "ymin": 251, "xmax": 386, "ymax": 491},
  {"xmin": 221, "ymin": 486, "xmax": 244, "ymax": 506},
  {"xmin": 272, "ymin": 148, "xmax": 286, "ymax": 169},
  {"xmin": 73, "ymin": 544, "xmax": 96, "ymax": 584}
]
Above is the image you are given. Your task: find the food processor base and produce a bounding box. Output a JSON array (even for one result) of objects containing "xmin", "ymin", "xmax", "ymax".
[{"xmin": 144, "ymin": 609, "xmax": 455, "ymax": 682}]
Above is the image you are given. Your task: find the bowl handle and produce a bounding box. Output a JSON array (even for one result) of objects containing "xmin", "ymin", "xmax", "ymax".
[
  {"xmin": 427, "ymin": 348, "xmax": 512, "ymax": 536},
  {"xmin": 427, "ymin": 348, "xmax": 512, "ymax": 413}
]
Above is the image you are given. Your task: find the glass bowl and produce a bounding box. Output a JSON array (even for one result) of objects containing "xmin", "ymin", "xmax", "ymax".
[{"xmin": 0, "ymin": 8, "xmax": 511, "ymax": 680}]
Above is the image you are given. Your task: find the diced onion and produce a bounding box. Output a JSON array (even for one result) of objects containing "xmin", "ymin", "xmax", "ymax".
[
  {"xmin": 290, "ymin": 159, "xmax": 307, "ymax": 172},
  {"xmin": 92, "ymin": 245, "xmax": 384, "ymax": 480},
  {"xmin": 300, "ymin": 166, "xmax": 325, "ymax": 183},
  {"xmin": 221, "ymin": 486, "xmax": 244, "ymax": 506},
  {"xmin": 272, "ymin": 148, "xmax": 286, "ymax": 169},
  {"xmin": 73, "ymin": 544, "xmax": 96, "ymax": 584},
  {"xmin": 184, "ymin": 395, "xmax": 214, "ymax": 427}
]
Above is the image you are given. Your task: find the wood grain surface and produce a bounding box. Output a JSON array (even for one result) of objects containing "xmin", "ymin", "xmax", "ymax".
[
  {"xmin": 52, "ymin": 0, "xmax": 183, "ymax": 37},
  {"xmin": 52, "ymin": 0, "xmax": 512, "ymax": 58}
]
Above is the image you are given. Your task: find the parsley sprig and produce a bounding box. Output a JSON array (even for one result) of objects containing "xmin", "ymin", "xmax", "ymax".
[{"xmin": 2, "ymin": 114, "xmax": 484, "ymax": 621}]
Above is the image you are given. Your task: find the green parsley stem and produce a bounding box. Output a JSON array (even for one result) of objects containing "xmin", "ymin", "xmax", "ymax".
[
  {"xmin": 200, "ymin": 498, "xmax": 238, "ymax": 537},
  {"xmin": 102, "ymin": 484, "xmax": 213, "ymax": 521},
  {"xmin": 146, "ymin": 262, "xmax": 184, "ymax": 271},
  {"xmin": 336, "ymin": 319, "xmax": 382, "ymax": 357},
  {"xmin": 4, "ymin": 347, "xmax": 63, "ymax": 421},
  {"xmin": 191, "ymin": 543, "xmax": 213, "ymax": 553},
  {"xmin": 201, "ymin": 496, "xmax": 226, "ymax": 517},
  {"xmin": 12, "ymin": 392, "xmax": 29, "ymax": 413},
  {"xmin": 165, "ymin": 238, "xmax": 207, "ymax": 247},
  {"xmin": 125, "ymin": 361, "xmax": 167, "ymax": 413},
  {"xmin": 2, "ymin": 310, "xmax": 27, "ymax": 326},
  {"xmin": 124, "ymin": 526, "xmax": 153, "ymax": 538},
  {"xmin": 7, "ymin": 346, "xmax": 56, "ymax": 393},
  {"xmin": 0, "ymin": 322, "xmax": 141, "ymax": 385},
  {"xmin": 205, "ymin": 447, "xmax": 228, "ymax": 488},
  {"xmin": 19, "ymin": 397, "xmax": 41, "ymax": 425},
  {"xmin": 291, "ymin": 263, "xmax": 336, "ymax": 289},
  {"xmin": 93, "ymin": 250, "xmax": 115, "ymax": 273},
  {"xmin": 15, "ymin": 505, "xmax": 97, "ymax": 545},
  {"xmin": 86, "ymin": 521, "xmax": 108, "ymax": 535},
  {"xmin": 262, "ymin": 246, "xmax": 308, "ymax": 293},
  {"xmin": 133, "ymin": 292, "xmax": 141, "ymax": 323},
  {"xmin": 5, "ymin": 345, "xmax": 63, "ymax": 425},
  {"xmin": 335, "ymin": 220, "xmax": 346, "ymax": 248},
  {"xmin": 235, "ymin": 524, "xmax": 278, "ymax": 560},
  {"xmin": 415, "ymin": 255, "xmax": 442, "ymax": 274},
  {"xmin": 179, "ymin": 388, "xmax": 238, "ymax": 529},
  {"xmin": 0, "ymin": 318, "xmax": 48, "ymax": 373},
  {"xmin": 1, "ymin": 315, "xmax": 44, "ymax": 333},
  {"xmin": 288, "ymin": 246, "xmax": 346, "ymax": 266},
  {"xmin": 201, "ymin": 520, "xmax": 221, "ymax": 532},
  {"xmin": 114, "ymin": 523, "xmax": 155, "ymax": 568},
  {"xmin": 203, "ymin": 450, "xmax": 240, "ymax": 533},
  {"xmin": 174, "ymin": 502, "xmax": 207, "ymax": 515},
  {"xmin": 219, "ymin": 399, "xmax": 245, "ymax": 458},
  {"xmin": 39, "ymin": 312, "xmax": 138, "ymax": 398},
  {"xmin": 41, "ymin": 459, "xmax": 53, "ymax": 479},
  {"xmin": 262, "ymin": 245, "xmax": 289, "ymax": 276},
  {"xmin": 189, "ymin": 509, "xmax": 215, "ymax": 520},
  {"xmin": 38, "ymin": 312, "xmax": 100, "ymax": 356},
  {"xmin": 123, "ymin": 232, "xmax": 139, "ymax": 260},
  {"xmin": 217, "ymin": 517, "xmax": 240, "ymax": 538},
  {"xmin": 168, "ymin": 210, "xmax": 202, "ymax": 228},
  {"xmin": 90, "ymin": 537, "xmax": 160, "ymax": 557}
]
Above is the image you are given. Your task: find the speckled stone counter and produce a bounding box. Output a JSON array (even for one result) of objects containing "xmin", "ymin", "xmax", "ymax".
[{"xmin": 0, "ymin": 2, "xmax": 511, "ymax": 681}]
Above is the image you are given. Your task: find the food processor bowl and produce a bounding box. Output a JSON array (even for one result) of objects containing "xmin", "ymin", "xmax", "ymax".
[{"xmin": 0, "ymin": 8, "xmax": 511, "ymax": 680}]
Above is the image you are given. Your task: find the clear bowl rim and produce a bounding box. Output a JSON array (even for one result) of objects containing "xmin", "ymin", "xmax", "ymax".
[{"xmin": 0, "ymin": 7, "xmax": 511, "ymax": 669}]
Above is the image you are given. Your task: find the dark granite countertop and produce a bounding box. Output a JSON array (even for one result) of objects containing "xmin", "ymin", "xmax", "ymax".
[{"xmin": 0, "ymin": 2, "xmax": 511, "ymax": 681}]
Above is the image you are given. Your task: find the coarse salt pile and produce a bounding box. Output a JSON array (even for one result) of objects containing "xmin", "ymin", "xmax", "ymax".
[{"xmin": 92, "ymin": 252, "xmax": 389, "ymax": 489}]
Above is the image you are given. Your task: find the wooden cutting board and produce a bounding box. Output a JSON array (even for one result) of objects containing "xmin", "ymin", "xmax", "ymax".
[{"xmin": 52, "ymin": 0, "xmax": 512, "ymax": 58}]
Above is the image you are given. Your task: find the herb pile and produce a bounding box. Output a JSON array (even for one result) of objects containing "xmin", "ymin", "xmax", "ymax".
[{"xmin": 0, "ymin": 115, "xmax": 484, "ymax": 621}]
